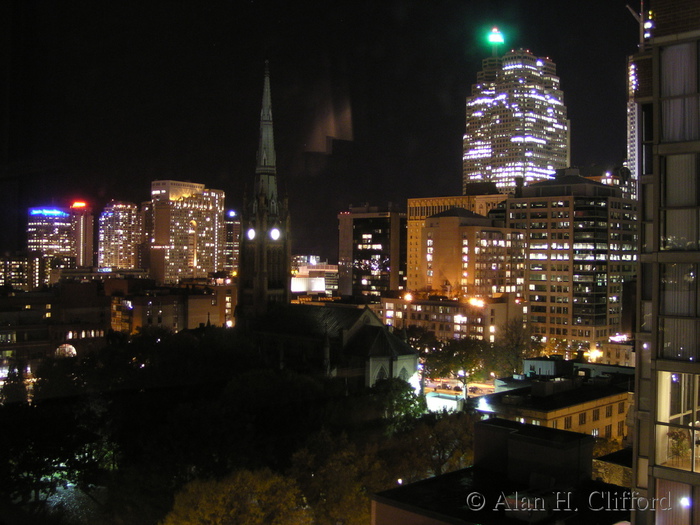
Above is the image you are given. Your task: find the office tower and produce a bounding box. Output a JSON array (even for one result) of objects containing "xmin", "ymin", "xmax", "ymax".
[
  {"xmin": 26, "ymin": 207, "xmax": 75, "ymax": 285},
  {"xmin": 418, "ymin": 208, "xmax": 525, "ymax": 299},
  {"xmin": 145, "ymin": 180, "xmax": 225, "ymax": 285},
  {"xmin": 97, "ymin": 201, "xmax": 141, "ymax": 270},
  {"xmin": 406, "ymin": 187, "xmax": 507, "ymax": 292},
  {"xmin": 70, "ymin": 201, "xmax": 94, "ymax": 268},
  {"xmin": 626, "ymin": 59, "xmax": 641, "ymax": 202},
  {"xmin": 505, "ymin": 169, "xmax": 637, "ymax": 354},
  {"xmin": 26, "ymin": 207, "xmax": 73, "ymax": 261},
  {"xmin": 463, "ymin": 49, "xmax": 569, "ymax": 194},
  {"xmin": 632, "ymin": 2, "xmax": 700, "ymax": 524},
  {"xmin": 223, "ymin": 210, "xmax": 241, "ymax": 276},
  {"xmin": 337, "ymin": 204, "xmax": 406, "ymax": 297},
  {"xmin": 238, "ymin": 63, "xmax": 291, "ymax": 316}
]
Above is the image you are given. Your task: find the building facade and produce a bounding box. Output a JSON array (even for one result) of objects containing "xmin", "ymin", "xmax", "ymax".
[
  {"xmin": 376, "ymin": 294, "xmax": 524, "ymax": 344},
  {"xmin": 475, "ymin": 379, "xmax": 630, "ymax": 440},
  {"xmin": 26, "ymin": 207, "xmax": 75, "ymax": 285},
  {"xmin": 144, "ymin": 180, "xmax": 225, "ymax": 285},
  {"xmin": 463, "ymin": 49, "xmax": 569, "ymax": 193},
  {"xmin": 504, "ymin": 170, "xmax": 637, "ymax": 352},
  {"xmin": 98, "ymin": 201, "xmax": 141, "ymax": 270},
  {"xmin": 70, "ymin": 201, "xmax": 94, "ymax": 268},
  {"xmin": 406, "ymin": 189, "xmax": 507, "ymax": 292},
  {"xmin": 237, "ymin": 63, "xmax": 291, "ymax": 317},
  {"xmin": 223, "ymin": 209, "xmax": 241, "ymax": 276},
  {"xmin": 0, "ymin": 252, "xmax": 45, "ymax": 291},
  {"xmin": 416, "ymin": 208, "xmax": 525, "ymax": 299},
  {"xmin": 338, "ymin": 204, "xmax": 407, "ymax": 297},
  {"xmin": 632, "ymin": 2, "xmax": 700, "ymax": 524}
]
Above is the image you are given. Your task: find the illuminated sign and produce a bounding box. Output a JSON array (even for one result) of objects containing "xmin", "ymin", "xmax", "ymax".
[
  {"xmin": 29, "ymin": 208, "xmax": 69, "ymax": 218},
  {"xmin": 71, "ymin": 201, "xmax": 87, "ymax": 209}
]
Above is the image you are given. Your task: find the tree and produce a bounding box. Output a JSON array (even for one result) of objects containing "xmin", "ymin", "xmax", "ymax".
[
  {"xmin": 370, "ymin": 378, "xmax": 425, "ymax": 433},
  {"xmin": 406, "ymin": 326, "xmax": 443, "ymax": 354},
  {"xmin": 1, "ymin": 360, "xmax": 28, "ymax": 406},
  {"xmin": 289, "ymin": 431, "xmax": 378, "ymax": 525},
  {"xmin": 380, "ymin": 410, "xmax": 476, "ymax": 482},
  {"xmin": 425, "ymin": 337, "xmax": 487, "ymax": 393},
  {"xmin": 593, "ymin": 437, "xmax": 624, "ymax": 458},
  {"xmin": 161, "ymin": 469, "xmax": 312, "ymax": 525},
  {"xmin": 487, "ymin": 318, "xmax": 542, "ymax": 377}
]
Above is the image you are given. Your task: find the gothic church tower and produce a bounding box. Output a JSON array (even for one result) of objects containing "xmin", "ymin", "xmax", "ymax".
[{"xmin": 237, "ymin": 62, "xmax": 291, "ymax": 317}]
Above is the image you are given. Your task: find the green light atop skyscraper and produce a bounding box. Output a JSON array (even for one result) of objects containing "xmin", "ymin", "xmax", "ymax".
[{"xmin": 488, "ymin": 27, "xmax": 505, "ymax": 44}]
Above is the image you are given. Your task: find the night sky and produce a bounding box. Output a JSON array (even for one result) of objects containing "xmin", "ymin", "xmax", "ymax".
[{"xmin": 2, "ymin": 0, "xmax": 640, "ymax": 260}]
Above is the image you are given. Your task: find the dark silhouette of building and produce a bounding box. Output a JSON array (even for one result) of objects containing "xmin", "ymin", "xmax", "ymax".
[
  {"xmin": 372, "ymin": 418, "xmax": 630, "ymax": 524},
  {"xmin": 238, "ymin": 63, "xmax": 291, "ymax": 318},
  {"xmin": 337, "ymin": 204, "xmax": 407, "ymax": 298}
]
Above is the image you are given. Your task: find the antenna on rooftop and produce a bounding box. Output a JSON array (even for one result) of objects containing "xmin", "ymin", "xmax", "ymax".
[
  {"xmin": 626, "ymin": 1, "xmax": 654, "ymax": 51},
  {"xmin": 487, "ymin": 27, "xmax": 505, "ymax": 57}
]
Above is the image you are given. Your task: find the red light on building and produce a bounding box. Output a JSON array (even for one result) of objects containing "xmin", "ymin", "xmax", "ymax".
[{"xmin": 71, "ymin": 201, "xmax": 87, "ymax": 209}]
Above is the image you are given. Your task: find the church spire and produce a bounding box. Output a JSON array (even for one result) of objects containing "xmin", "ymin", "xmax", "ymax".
[
  {"xmin": 255, "ymin": 61, "xmax": 278, "ymax": 204},
  {"xmin": 237, "ymin": 61, "xmax": 291, "ymax": 319}
]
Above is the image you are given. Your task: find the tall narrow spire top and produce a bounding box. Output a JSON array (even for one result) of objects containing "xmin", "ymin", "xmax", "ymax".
[{"xmin": 256, "ymin": 61, "xmax": 277, "ymax": 177}]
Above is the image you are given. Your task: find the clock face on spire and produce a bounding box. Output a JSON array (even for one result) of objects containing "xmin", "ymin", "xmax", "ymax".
[
  {"xmin": 247, "ymin": 228, "xmax": 256, "ymax": 240},
  {"xmin": 270, "ymin": 227, "xmax": 281, "ymax": 240}
]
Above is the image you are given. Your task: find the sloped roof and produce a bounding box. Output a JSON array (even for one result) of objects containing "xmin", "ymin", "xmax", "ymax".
[
  {"xmin": 344, "ymin": 324, "xmax": 417, "ymax": 359},
  {"xmin": 251, "ymin": 303, "xmax": 375, "ymax": 339}
]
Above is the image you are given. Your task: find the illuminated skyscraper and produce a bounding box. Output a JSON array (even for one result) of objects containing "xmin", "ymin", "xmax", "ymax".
[
  {"xmin": 97, "ymin": 201, "xmax": 141, "ymax": 270},
  {"xmin": 144, "ymin": 180, "xmax": 225, "ymax": 284},
  {"xmin": 463, "ymin": 48, "xmax": 569, "ymax": 193},
  {"xmin": 26, "ymin": 207, "xmax": 74, "ymax": 285},
  {"xmin": 504, "ymin": 169, "xmax": 637, "ymax": 353},
  {"xmin": 223, "ymin": 210, "xmax": 241, "ymax": 276},
  {"xmin": 70, "ymin": 201, "xmax": 94, "ymax": 268},
  {"xmin": 26, "ymin": 207, "xmax": 73, "ymax": 261}
]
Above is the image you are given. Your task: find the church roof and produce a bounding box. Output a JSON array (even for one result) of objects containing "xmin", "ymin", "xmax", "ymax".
[
  {"xmin": 251, "ymin": 304, "xmax": 376, "ymax": 339},
  {"xmin": 344, "ymin": 324, "xmax": 417, "ymax": 359}
]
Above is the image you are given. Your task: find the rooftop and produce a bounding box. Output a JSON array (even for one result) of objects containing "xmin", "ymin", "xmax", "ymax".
[{"xmin": 474, "ymin": 382, "xmax": 629, "ymax": 414}]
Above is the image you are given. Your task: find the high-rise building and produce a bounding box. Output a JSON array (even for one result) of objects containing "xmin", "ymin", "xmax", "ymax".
[
  {"xmin": 223, "ymin": 209, "xmax": 241, "ymax": 276},
  {"xmin": 406, "ymin": 186, "xmax": 507, "ymax": 292},
  {"xmin": 337, "ymin": 204, "xmax": 406, "ymax": 297},
  {"xmin": 632, "ymin": 2, "xmax": 700, "ymax": 524},
  {"xmin": 70, "ymin": 201, "xmax": 94, "ymax": 268},
  {"xmin": 26, "ymin": 203, "xmax": 98, "ymax": 284},
  {"xmin": 27, "ymin": 207, "xmax": 73, "ymax": 262},
  {"xmin": 238, "ymin": 63, "xmax": 291, "ymax": 317},
  {"xmin": 144, "ymin": 180, "xmax": 225, "ymax": 285},
  {"xmin": 97, "ymin": 201, "xmax": 141, "ymax": 270},
  {"xmin": 504, "ymin": 169, "xmax": 637, "ymax": 353},
  {"xmin": 463, "ymin": 49, "xmax": 569, "ymax": 193},
  {"xmin": 26, "ymin": 207, "xmax": 75, "ymax": 284},
  {"xmin": 418, "ymin": 208, "xmax": 525, "ymax": 299}
]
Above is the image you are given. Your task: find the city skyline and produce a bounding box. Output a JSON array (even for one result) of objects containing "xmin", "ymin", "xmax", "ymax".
[{"xmin": 2, "ymin": 0, "xmax": 640, "ymax": 259}]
